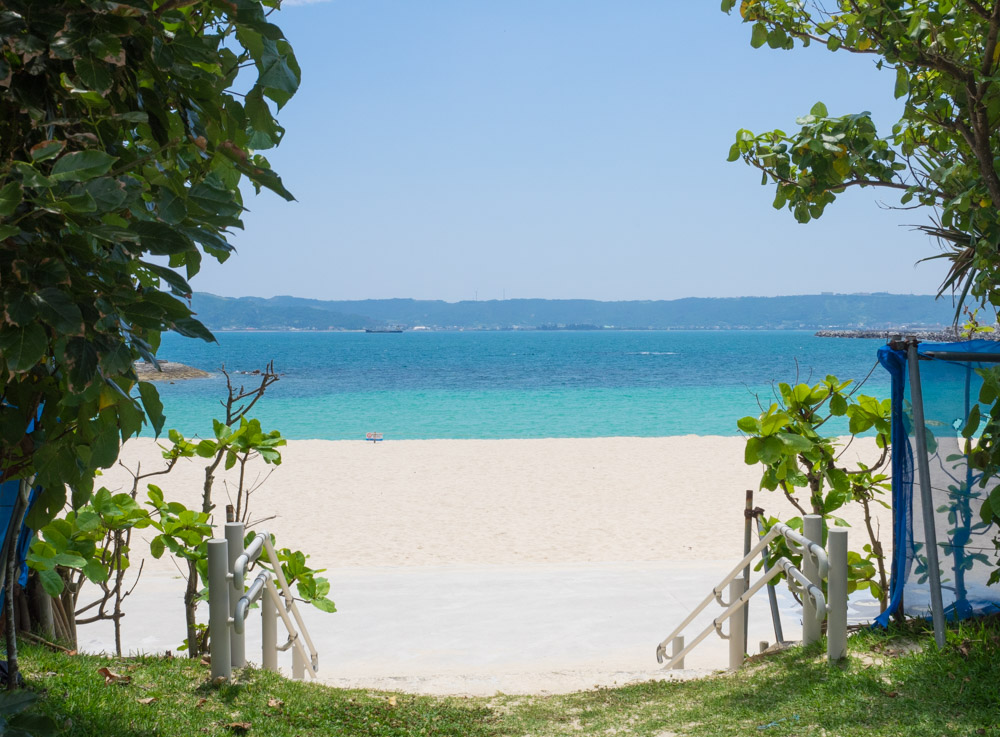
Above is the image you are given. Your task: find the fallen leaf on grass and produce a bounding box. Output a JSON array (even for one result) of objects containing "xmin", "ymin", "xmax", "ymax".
[
  {"xmin": 387, "ymin": 696, "xmax": 397, "ymax": 707},
  {"xmin": 195, "ymin": 698, "xmax": 208, "ymax": 708},
  {"xmin": 227, "ymin": 722, "xmax": 251, "ymax": 732},
  {"xmin": 137, "ymin": 697, "xmax": 156, "ymax": 705},
  {"xmin": 97, "ymin": 667, "xmax": 131, "ymax": 685},
  {"xmin": 881, "ymin": 690, "xmax": 899, "ymax": 698},
  {"xmin": 200, "ymin": 658, "xmax": 211, "ymax": 667},
  {"xmin": 267, "ymin": 698, "xmax": 283, "ymax": 709}
]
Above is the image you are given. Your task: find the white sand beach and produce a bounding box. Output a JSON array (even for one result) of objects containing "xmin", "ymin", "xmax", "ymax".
[{"xmin": 84, "ymin": 436, "xmax": 891, "ymax": 695}]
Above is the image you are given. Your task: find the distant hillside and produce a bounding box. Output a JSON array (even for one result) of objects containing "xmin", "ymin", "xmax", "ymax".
[{"xmin": 189, "ymin": 293, "xmax": 961, "ymax": 331}]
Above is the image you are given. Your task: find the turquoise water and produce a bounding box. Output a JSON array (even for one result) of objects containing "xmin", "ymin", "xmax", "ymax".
[{"xmin": 149, "ymin": 330, "xmax": 890, "ymax": 439}]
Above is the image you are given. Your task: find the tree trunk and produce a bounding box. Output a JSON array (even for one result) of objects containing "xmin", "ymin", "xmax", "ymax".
[
  {"xmin": 27, "ymin": 574, "xmax": 54, "ymax": 641},
  {"xmin": 1, "ymin": 480, "xmax": 30, "ymax": 689},
  {"xmin": 183, "ymin": 559, "xmax": 200, "ymax": 658}
]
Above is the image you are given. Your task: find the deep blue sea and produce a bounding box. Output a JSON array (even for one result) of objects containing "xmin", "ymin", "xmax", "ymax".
[{"xmin": 147, "ymin": 330, "xmax": 890, "ymax": 440}]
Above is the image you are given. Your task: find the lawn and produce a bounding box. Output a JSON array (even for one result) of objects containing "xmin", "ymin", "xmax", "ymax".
[{"xmin": 7, "ymin": 617, "xmax": 1000, "ymax": 736}]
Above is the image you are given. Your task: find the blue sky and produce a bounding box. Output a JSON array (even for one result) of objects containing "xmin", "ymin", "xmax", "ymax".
[{"xmin": 197, "ymin": 1, "xmax": 950, "ymax": 302}]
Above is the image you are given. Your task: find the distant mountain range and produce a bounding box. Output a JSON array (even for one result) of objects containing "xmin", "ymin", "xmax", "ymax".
[{"xmin": 188, "ymin": 292, "xmax": 963, "ymax": 331}]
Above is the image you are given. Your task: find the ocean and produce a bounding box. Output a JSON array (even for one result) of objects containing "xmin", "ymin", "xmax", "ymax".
[{"xmin": 147, "ymin": 330, "xmax": 890, "ymax": 440}]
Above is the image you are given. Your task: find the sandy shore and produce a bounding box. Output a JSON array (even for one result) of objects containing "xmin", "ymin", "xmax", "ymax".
[{"xmin": 87, "ymin": 436, "xmax": 891, "ymax": 694}]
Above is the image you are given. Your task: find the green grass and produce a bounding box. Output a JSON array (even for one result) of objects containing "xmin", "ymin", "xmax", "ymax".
[{"xmin": 12, "ymin": 617, "xmax": 1000, "ymax": 736}]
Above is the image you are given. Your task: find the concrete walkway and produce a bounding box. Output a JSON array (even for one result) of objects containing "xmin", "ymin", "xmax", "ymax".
[{"xmin": 76, "ymin": 560, "xmax": 879, "ymax": 695}]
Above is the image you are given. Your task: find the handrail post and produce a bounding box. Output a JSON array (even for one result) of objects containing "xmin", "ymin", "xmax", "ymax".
[
  {"xmin": 826, "ymin": 528, "xmax": 848, "ymax": 662},
  {"xmin": 292, "ymin": 642, "xmax": 305, "ymax": 680},
  {"xmin": 728, "ymin": 576, "xmax": 747, "ymax": 672},
  {"xmin": 906, "ymin": 340, "xmax": 947, "ymax": 649},
  {"xmin": 225, "ymin": 522, "xmax": 246, "ymax": 668},
  {"xmin": 802, "ymin": 515, "xmax": 823, "ymax": 646},
  {"xmin": 207, "ymin": 539, "xmax": 231, "ymax": 682},
  {"xmin": 670, "ymin": 636, "xmax": 685, "ymax": 670},
  {"xmin": 262, "ymin": 591, "xmax": 278, "ymax": 672}
]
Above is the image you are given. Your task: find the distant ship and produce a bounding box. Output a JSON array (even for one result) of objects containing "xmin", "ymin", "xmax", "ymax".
[{"xmin": 365, "ymin": 326, "xmax": 404, "ymax": 333}]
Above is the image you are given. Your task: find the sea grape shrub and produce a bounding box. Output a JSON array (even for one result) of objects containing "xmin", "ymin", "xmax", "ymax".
[
  {"xmin": 738, "ymin": 375, "xmax": 892, "ymax": 608},
  {"xmin": 0, "ymin": 0, "xmax": 299, "ymax": 526},
  {"xmin": 957, "ymin": 367, "xmax": 1000, "ymax": 585}
]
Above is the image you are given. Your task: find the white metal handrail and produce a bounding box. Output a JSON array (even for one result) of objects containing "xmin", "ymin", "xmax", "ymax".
[
  {"xmin": 208, "ymin": 522, "xmax": 321, "ymax": 683},
  {"xmin": 655, "ymin": 514, "xmax": 847, "ymax": 672}
]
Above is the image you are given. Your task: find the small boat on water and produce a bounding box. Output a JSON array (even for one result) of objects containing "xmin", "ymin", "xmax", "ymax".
[{"xmin": 365, "ymin": 326, "xmax": 404, "ymax": 333}]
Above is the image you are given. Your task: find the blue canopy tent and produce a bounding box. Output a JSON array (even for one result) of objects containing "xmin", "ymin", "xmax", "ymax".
[
  {"xmin": 876, "ymin": 339, "xmax": 1000, "ymax": 645},
  {"xmin": 0, "ymin": 479, "xmax": 39, "ymax": 611}
]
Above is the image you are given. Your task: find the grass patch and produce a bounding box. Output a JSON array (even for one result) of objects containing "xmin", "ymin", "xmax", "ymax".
[{"xmin": 10, "ymin": 617, "xmax": 1000, "ymax": 736}]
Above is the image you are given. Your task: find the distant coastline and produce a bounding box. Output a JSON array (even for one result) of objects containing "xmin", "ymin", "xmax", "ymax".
[{"xmin": 189, "ymin": 292, "xmax": 960, "ymax": 333}]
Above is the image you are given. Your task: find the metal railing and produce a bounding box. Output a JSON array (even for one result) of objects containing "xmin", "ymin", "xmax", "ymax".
[
  {"xmin": 208, "ymin": 521, "xmax": 320, "ymax": 682},
  {"xmin": 655, "ymin": 514, "xmax": 847, "ymax": 671}
]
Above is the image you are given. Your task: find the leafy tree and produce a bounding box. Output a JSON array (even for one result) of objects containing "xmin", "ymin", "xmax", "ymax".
[
  {"xmin": 739, "ymin": 374, "xmax": 892, "ymax": 608},
  {"xmin": 0, "ymin": 0, "xmax": 299, "ymax": 684},
  {"xmin": 723, "ymin": 0, "xmax": 1000, "ymax": 308}
]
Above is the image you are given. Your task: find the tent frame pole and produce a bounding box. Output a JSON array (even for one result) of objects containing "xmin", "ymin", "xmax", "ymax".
[{"xmin": 906, "ymin": 339, "xmax": 947, "ymax": 649}]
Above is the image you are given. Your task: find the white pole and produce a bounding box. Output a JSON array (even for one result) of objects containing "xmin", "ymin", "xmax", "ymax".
[
  {"xmin": 728, "ymin": 576, "xmax": 746, "ymax": 672},
  {"xmin": 670, "ymin": 636, "xmax": 685, "ymax": 670},
  {"xmin": 906, "ymin": 341, "xmax": 948, "ymax": 649},
  {"xmin": 292, "ymin": 643, "xmax": 305, "ymax": 680},
  {"xmin": 263, "ymin": 579, "xmax": 318, "ymax": 679},
  {"xmin": 802, "ymin": 515, "xmax": 823, "ymax": 646},
  {"xmin": 207, "ymin": 540, "xmax": 231, "ymax": 682},
  {"xmin": 827, "ymin": 528, "xmax": 848, "ymax": 662},
  {"xmin": 262, "ymin": 591, "xmax": 278, "ymax": 672},
  {"xmin": 225, "ymin": 522, "xmax": 246, "ymax": 668}
]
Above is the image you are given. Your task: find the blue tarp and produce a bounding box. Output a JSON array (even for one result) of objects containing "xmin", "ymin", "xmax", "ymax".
[
  {"xmin": 876, "ymin": 339, "xmax": 1000, "ymax": 626},
  {"xmin": 0, "ymin": 480, "xmax": 38, "ymax": 609}
]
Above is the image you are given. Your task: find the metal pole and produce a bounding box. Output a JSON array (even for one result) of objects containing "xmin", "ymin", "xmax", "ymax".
[
  {"xmin": 802, "ymin": 515, "xmax": 823, "ymax": 646},
  {"xmin": 728, "ymin": 576, "xmax": 746, "ymax": 672},
  {"xmin": 826, "ymin": 528, "xmax": 848, "ymax": 662},
  {"xmin": 757, "ymin": 517, "xmax": 784, "ymax": 645},
  {"xmin": 292, "ymin": 640, "xmax": 306, "ymax": 680},
  {"xmin": 225, "ymin": 522, "xmax": 246, "ymax": 668},
  {"xmin": 207, "ymin": 539, "xmax": 232, "ymax": 682},
  {"xmin": 906, "ymin": 340, "xmax": 947, "ymax": 650},
  {"xmin": 262, "ymin": 589, "xmax": 278, "ymax": 672},
  {"xmin": 670, "ymin": 636, "xmax": 685, "ymax": 670},
  {"xmin": 743, "ymin": 489, "xmax": 753, "ymax": 648}
]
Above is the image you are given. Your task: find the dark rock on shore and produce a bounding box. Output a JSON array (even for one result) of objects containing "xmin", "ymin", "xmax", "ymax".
[
  {"xmin": 815, "ymin": 328, "xmax": 999, "ymax": 341},
  {"xmin": 135, "ymin": 361, "xmax": 211, "ymax": 381}
]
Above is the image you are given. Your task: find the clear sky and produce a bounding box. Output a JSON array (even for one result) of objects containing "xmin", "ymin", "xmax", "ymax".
[{"xmin": 196, "ymin": 1, "xmax": 951, "ymax": 302}]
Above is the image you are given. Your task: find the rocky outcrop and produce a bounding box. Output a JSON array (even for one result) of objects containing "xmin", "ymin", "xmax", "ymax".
[{"xmin": 135, "ymin": 361, "xmax": 211, "ymax": 381}]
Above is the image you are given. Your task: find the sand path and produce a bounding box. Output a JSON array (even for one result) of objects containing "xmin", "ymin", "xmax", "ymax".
[{"xmin": 79, "ymin": 436, "xmax": 890, "ymax": 694}]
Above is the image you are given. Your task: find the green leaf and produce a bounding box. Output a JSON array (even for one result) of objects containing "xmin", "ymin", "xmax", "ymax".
[
  {"xmin": 0, "ymin": 324, "xmax": 47, "ymax": 372},
  {"xmin": 962, "ymin": 404, "xmax": 981, "ymax": 438},
  {"xmin": 37, "ymin": 568, "xmax": 65, "ymax": 596},
  {"xmin": 0, "ymin": 181, "xmax": 22, "ymax": 216},
  {"xmin": 29, "ymin": 139, "xmax": 66, "ymax": 162},
  {"xmin": 34, "ymin": 287, "xmax": 84, "ymax": 335},
  {"xmin": 750, "ymin": 23, "xmax": 768, "ymax": 48},
  {"xmin": 138, "ymin": 382, "xmax": 165, "ymax": 437},
  {"xmin": 894, "ymin": 66, "xmax": 909, "ymax": 99},
  {"xmin": 50, "ymin": 150, "xmax": 117, "ymax": 182},
  {"xmin": 829, "ymin": 393, "xmax": 848, "ymax": 416},
  {"xmin": 0, "ymin": 224, "xmax": 19, "ymax": 239},
  {"xmin": 760, "ymin": 436, "xmax": 784, "ymax": 464},
  {"xmin": 133, "ymin": 221, "xmax": 194, "ymax": 256},
  {"xmin": 150, "ymin": 536, "xmax": 165, "ymax": 559},
  {"xmin": 63, "ymin": 337, "xmax": 99, "ymax": 391},
  {"xmin": 82, "ymin": 559, "xmax": 109, "ymax": 583},
  {"xmin": 75, "ymin": 56, "xmax": 112, "ymax": 93},
  {"xmin": 777, "ymin": 432, "xmax": 813, "ymax": 452},
  {"xmin": 0, "ymin": 690, "xmax": 39, "ymax": 715},
  {"xmin": 310, "ymin": 596, "xmax": 337, "ymax": 613}
]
